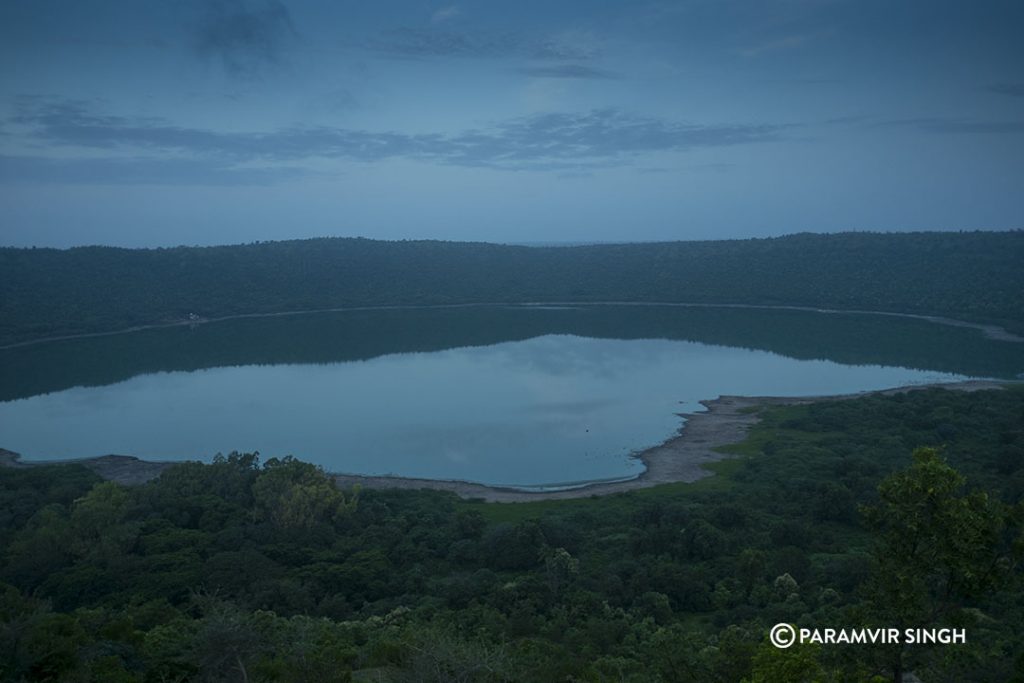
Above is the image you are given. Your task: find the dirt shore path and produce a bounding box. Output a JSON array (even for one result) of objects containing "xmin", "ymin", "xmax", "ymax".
[{"xmin": 1, "ymin": 379, "xmax": 1009, "ymax": 501}]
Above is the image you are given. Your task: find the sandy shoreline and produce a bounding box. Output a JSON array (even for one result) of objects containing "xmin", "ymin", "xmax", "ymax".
[
  {"xmin": 333, "ymin": 379, "xmax": 1008, "ymax": 501},
  {"xmin": 0, "ymin": 379, "xmax": 1010, "ymax": 502}
]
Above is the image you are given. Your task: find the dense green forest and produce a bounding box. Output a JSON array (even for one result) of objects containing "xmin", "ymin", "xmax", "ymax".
[
  {"xmin": 2, "ymin": 231, "xmax": 1023, "ymax": 347},
  {"xmin": 3, "ymin": 387, "xmax": 1022, "ymax": 682}
]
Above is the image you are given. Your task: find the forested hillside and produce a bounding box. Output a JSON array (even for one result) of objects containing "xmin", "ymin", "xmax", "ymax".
[{"xmin": 2, "ymin": 231, "xmax": 1022, "ymax": 346}]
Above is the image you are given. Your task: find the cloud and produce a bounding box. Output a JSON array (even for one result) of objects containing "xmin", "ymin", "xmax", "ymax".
[
  {"xmin": 739, "ymin": 27, "xmax": 835, "ymax": 59},
  {"xmin": 444, "ymin": 109, "xmax": 784, "ymax": 167},
  {"xmin": 822, "ymin": 115, "xmax": 870, "ymax": 125},
  {"xmin": 8, "ymin": 100, "xmax": 787, "ymax": 179},
  {"xmin": 194, "ymin": 0, "xmax": 296, "ymax": 76},
  {"xmin": 876, "ymin": 117, "xmax": 1024, "ymax": 135},
  {"xmin": 367, "ymin": 28, "xmax": 518, "ymax": 59},
  {"xmin": 431, "ymin": 6, "xmax": 461, "ymax": 25},
  {"xmin": 740, "ymin": 33, "xmax": 811, "ymax": 57},
  {"xmin": 987, "ymin": 83, "xmax": 1024, "ymax": 98},
  {"xmin": 530, "ymin": 30, "xmax": 602, "ymax": 61},
  {"xmin": 0, "ymin": 155, "xmax": 312, "ymax": 186},
  {"xmin": 10, "ymin": 99, "xmax": 428, "ymax": 162},
  {"xmin": 366, "ymin": 27, "xmax": 602, "ymax": 63},
  {"xmin": 517, "ymin": 64, "xmax": 618, "ymax": 80}
]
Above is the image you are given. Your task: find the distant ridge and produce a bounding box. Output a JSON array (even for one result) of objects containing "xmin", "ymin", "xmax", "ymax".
[
  {"xmin": 2, "ymin": 231, "xmax": 1022, "ymax": 346},
  {"xmin": 501, "ymin": 241, "xmax": 648, "ymax": 247}
]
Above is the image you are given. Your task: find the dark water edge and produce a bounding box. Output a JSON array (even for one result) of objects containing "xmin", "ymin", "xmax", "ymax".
[{"xmin": 2, "ymin": 303, "xmax": 1023, "ymax": 403}]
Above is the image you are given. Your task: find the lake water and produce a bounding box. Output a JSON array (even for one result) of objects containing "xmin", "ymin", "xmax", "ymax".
[{"xmin": 2, "ymin": 304, "xmax": 1021, "ymax": 487}]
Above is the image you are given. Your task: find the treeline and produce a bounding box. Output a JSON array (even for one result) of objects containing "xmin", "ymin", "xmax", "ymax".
[
  {"xmin": 2, "ymin": 231, "xmax": 1023, "ymax": 346},
  {"xmin": 1, "ymin": 386, "xmax": 1022, "ymax": 681}
]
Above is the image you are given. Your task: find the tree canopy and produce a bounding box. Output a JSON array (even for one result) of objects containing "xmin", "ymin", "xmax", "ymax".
[{"xmin": 1, "ymin": 387, "xmax": 1022, "ymax": 681}]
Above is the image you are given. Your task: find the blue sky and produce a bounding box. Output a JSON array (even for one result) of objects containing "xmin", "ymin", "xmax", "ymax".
[{"xmin": 1, "ymin": 0, "xmax": 1022, "ymax": 247}]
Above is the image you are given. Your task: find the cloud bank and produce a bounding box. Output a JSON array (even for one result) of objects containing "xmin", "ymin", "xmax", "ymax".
[{"xmin": 7, "ymin": 100, "xmax": 786, "ymax": 182}]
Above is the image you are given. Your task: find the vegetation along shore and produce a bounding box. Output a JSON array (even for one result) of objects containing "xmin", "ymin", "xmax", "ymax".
[
  {"xmin": 1, "ymin": 379, "xmax": 1010, "ymax": 501},
  {"xmin": 2, "ymin": 382, "xmax": 1021, "ymax": 681}
]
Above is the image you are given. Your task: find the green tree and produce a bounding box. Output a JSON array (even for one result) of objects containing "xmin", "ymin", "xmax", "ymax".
[
  {"xmin": 252, "ymin": 457, "xmax": 358, "ymax": 531},
  {"xmin": 543, "ymin": 547, "xmax": 579, "ymax": 597},
  {"xmin": 859, "ymin": 447, "xmax": 1018, "ymax": 683},
  {"xmin": 192, "ymin": 603, "xmax": 270, "ymax": 683},
  {"xmin": 742, "ymin": 641, "xmax": 826, "ymax": 683}
]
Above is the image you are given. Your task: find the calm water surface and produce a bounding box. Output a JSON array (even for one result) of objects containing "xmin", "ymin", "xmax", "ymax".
[{"xmin": 1, "ymin": 305, "xmax": 1018, "ymax": 487}]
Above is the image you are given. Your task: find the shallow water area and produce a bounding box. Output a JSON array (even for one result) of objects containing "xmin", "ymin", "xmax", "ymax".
[{"xmin": 2, "ymin": 304, "xmax": 1019, "ymax": 486}]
